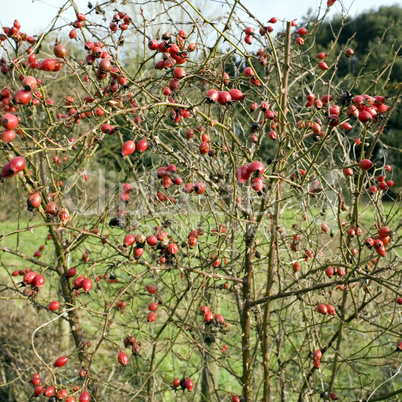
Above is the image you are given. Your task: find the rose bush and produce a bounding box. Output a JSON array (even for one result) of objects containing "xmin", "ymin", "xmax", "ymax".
[{"xmin": 0, "ymin": 0, "xmax": 401, "ymax": 401}]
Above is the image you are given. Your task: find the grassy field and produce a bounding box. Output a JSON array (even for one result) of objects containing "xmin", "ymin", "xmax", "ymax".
[{"xmin": 1, "ymin": 199, "xmax": 400, "ymax": 261}]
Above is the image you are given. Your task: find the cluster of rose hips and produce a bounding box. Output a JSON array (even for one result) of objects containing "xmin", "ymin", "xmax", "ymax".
[
  {"xmin": 142, "ymin": 285, "xmax": 160, "ymax": 323},
  {"xmin": 120, "ymin": 228, "xmax": 180, "ymax": 266},
  {"xmin": 161, "ymin": 65, "xmax": 192, "ymax": 123},
  {"xmin": 154, "ymin": 190, "xmax": 177, "ymax": 204},
  {"xmin": 30, "ymin": 373, "xmax": 45, "ymax": 398},
  {"xmin": 1, "ymin": 3, "xmax": 398, "ymax": 400},
  {"xmin": 186, "ymin": 228, "xmax": 205, "ymax": 248},
  {"xmin": 0, "ymin": 88, "xmax": 19, "ymax": 116},
  {"xmin": 242, "ymin": 17, "xmax": 280, "ymax": 46},
  {"xmin": 95, "ymin": 272, "xmax": 118, "ymax": 286},
  {"xmin": 256, "ymin": 47, "xmax": 270, "ymax": 67},
  {"xmin": 295, "ymin": 27, "xmax": 308, "ymax": 46},
  {"xmin": 11, "ymin": 267, "xmax": 30, "ymax": 277},
  {"xmin": 155, "ymin": 164, "xmax": 206, "ymax": 198},
  {"xmin": 166, "ymin": 102, "xmax": 191, "ymax": 124},
  {"xmin": 145, "ymin": 286, "xmax": 162, "ymax": 322},
  {"xmin": 9, "ymin": 40, "xmax": 68, "ymax": 77},
  {"xmin": 30, "ymin": 41, "xmax": 69, "ymax": 75},
  {"xmin": 119, "ymin": 182, "xmax": 133, "ymax": 204},
  {"xmin": 369, "ymin": 165, "xmax": 394, "ymax": 194},
  {"xmin": 236, "ymin": 161, "xmax": 266, "ymax": 193},
  {"xmin": 316, "ymin": 303, "xmax": 336, "ymax": 316},
  {"xmin": 68, "ymin": 269, "xmax": 93, "ymax": 295},
  {"xmin": 303, "ymin": 249, "xmax": 315, "ymax": 261},
  {"xmin": 156, "ymin": 164, "xmax": 182, "ymax": 188},
  {"xmin": 2, "ymin": 73, "xmax": 51, "ymax": 110},
  {"xmin": 31, "ymin": 243, "xmax": 44, "ymax": 261},
  {"xmin": 317, "ymin": 52, "xmax": 330, "ymax": 71},
  {"xmin": 11, "ymin": 269, "xmax": 47, "ymax": 300},
  {"xmin": 30, "ymin": 373, "xmax": 57, "ymax": 399},
  {"xmin": 365, "ymin": 226, "xmax": 392, "ymax": 258},
  {"xmin": 50, "ymin": 154, "xmax": 68, "ymax": 166},
  {"xmin": 195, "ymin": 126, "xmax": 228, "ymax": 156},
  {"xmin": 149, "ymin": 29, "xmax": 195, "ymax": 70},
  {"xmin": 209, "ymin": 254, "xmax": 222, "ymax": 268},
  {"xmin": 344, "ymin": 159, "xmax": 395, "ymax": 194},
  {"xmin": 28, "ymin": 370, "xmax": 90, "ymax": 401},
  {"xmin": 289, "ymin": 232, "xmax": 303, "ymax": 254},
  {"xmin": 54, "ymin": 358, "xmax": 89, "ymax": 400},
  {"xmin": 0, "ymin": 20, "xmax": 36, "ymax": 74},
  {"xmin": 172, "ymin": 377, "xmax": 194, "ymax": 392},
  {"xmin": 205, "ymin": 87, "xmax": 245, "ymax": 106},
  {"xmin": 199, "ymin": 305, "xmax": 226, "ymax": 327},
  {"xmin": 123, "ymin": 335, "xmax": 140, "ymax": 356},
  {"xmin": 0, "ymin": 19, "xmax": 35, "ymax": 46},
  {"xmin": 58, "ymin": 92, "xmax": 133, "ymax": 127},
  {"xmin": 249, "ymin": 102, "xmax": 278, "ymax": 142},
  {"xmin": 68, "ymin": 12, "xmax": 87, "ymax": 39},
  {"xmin": 17, "ymin": 270, "xmax": 46, "ymax": 295},
  {"xmin": 310, "ymin": 349, "xmax": 323, "ymax": 369},
  {"xmin": 290, "ymin": 232, "xmax": 314, "ymax": 263},
  {"xmin": 325, "ymin": 266, "xmax": 347, "ymax": 278},
  {"xmin": 154, "ymin": 230, "xmax": 179, "ymax": 265},
  {"xmin": 44, "ymin": 202, "xmax": 70, "ymax": 225},
  {"xmin": 243, "ymin": 66, "xmax": 260, "ymax": 86},
  {"xmin": 183, "ymin": 182, "xmax": 206, "ymax": 195},
  {"xmin": 211, "ymin": 224, "xmax": 227, "ymax": 236},
  {"xmin": 114, "ymin": 300, "xmax": 126, "ymax": 313},
  {"xmin": 109, "ymin": 11, "xmax": 132, "ymax": 32},
  {"xmin": 149, "ymin": 31, "xmax": 196, "ymax": 125},
  {"xmin": 343, "ymin": 93, "xmax": 389, "ymax": 124},
  {"xmin": 242, "ymin": 19, "xmax": 341, "ymax": 81},
  {"xmin": 71, "ymin": 23, "xmax": 142, "ymax": 99},
  {"xmin": 317, "ymin": 48, "xmax": 354, "ymax": 70},
  {"xmin": 147, "ymin": 300, "xmax": 162, "ymax": 323},
  {"xmin": 301, "ymin": 91, "xmax": 390, "ymax": 138},
  {"xmin": 54, "ymin": 96, "xmax": 89, "ymax": 127},
  {"xmin": 83, "ymin": 41, "xmax": 115, "ymax": 79},
  {"xmin": 81, "ymin": 250, "xmax": 90, "ymax": 263}
]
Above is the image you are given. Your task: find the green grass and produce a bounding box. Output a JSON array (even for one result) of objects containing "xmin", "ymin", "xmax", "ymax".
[{"xmin": 0, "ymin": 219, "xmax": 49, "ymax": 270}]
